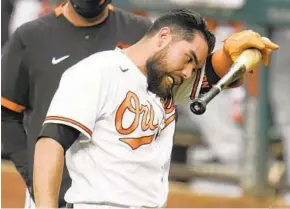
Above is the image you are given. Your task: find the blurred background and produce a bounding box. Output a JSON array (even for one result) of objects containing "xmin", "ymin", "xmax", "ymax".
[{"xmin": 1, "ymin": 0, "xmax": 290, "ymax": 208}]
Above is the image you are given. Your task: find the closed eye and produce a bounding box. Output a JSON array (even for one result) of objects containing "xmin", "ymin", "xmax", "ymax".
[{"xmin": 187, "ymin": 56, "xmax": 193, "ymax": 63}]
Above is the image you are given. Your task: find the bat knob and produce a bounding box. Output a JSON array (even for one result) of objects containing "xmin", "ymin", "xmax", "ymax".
[{"xmin": 190, "ymin": 99, "xmax": 207, "ymax": 115}]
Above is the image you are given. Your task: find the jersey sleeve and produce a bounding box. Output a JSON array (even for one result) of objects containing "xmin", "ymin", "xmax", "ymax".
[
  {"xmin": 43, "ymin": 56, "xmax": 109, "ymax": 141},
  {"xmin": 1, "ymin": 28, "xmax": 29, "ymax": 112}
]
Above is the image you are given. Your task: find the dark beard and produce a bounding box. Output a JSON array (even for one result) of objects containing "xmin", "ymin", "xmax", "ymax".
[{"xmin": 146, "ymin": 48, "xmax": 172, "ymax": 99}]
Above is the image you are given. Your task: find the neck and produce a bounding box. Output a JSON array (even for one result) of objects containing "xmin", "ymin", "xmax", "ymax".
[
  {"xmin": 123, "ymin": 39, "xmax": 153, "ymax": 77},
  {"xmin": 62, "ymin": 1, "xmax": 109, "ymax": 27}
]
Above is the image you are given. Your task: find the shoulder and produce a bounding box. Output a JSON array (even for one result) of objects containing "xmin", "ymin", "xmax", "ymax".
[
  {"xmin": 63, "ymin": 50, "xmax": 123, "ymax": 79},
  {"xmin": 112, "ymin": 7, "xmax": 152, "ymax": 30},
  {"xmin": 14, "ymin": 12, "xmax": 57, "ymax": 45},
  {"xmin": 16, "ymin": 12, "xmax": 56, "ymax": 33}
]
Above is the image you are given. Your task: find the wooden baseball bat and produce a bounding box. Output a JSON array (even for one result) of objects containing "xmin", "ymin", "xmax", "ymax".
[{"xmin": 190, "ymin": 48, "xmax": 262, "ymax": 115}]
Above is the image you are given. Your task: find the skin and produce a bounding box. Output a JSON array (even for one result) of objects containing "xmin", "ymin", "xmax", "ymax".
[
  {"xmin": 211, "ymin": 48, "xmax": 243, "ymax": 87},
  {"xmin": 34, "ymin": 138, "xmax": 64, "ymax": 208}
]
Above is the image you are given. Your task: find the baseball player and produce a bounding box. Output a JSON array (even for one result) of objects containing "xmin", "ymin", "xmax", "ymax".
[
  {"xmin": 1, "ymin": 0, "xmax": 151, "ymax": 207},
  {"xmin": 33, "ymin": 9, "xmax": 279, "ymax": 208}
]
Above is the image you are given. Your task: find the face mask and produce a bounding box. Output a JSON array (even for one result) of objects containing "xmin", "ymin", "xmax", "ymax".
[{"xmin": 70, "ymin": 0, "xmax": 111, "ymax": 19}]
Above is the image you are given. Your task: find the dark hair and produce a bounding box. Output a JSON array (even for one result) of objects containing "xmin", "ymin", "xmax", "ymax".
[{"xmin": 146, "ymin": 9, "xmax": 216, "ymax": 54}]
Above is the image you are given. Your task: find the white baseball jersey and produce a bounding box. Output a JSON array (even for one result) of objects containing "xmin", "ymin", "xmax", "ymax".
[{"xmin": 44, "ymin": 48, "xmax": 203, "ymax": 207}]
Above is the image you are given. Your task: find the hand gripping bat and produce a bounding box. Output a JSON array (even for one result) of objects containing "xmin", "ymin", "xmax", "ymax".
[{"xmin": 190, "ymin": 48, "xmax": 262, "ymax": 115}]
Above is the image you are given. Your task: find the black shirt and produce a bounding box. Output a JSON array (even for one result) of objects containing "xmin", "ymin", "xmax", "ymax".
[{"xmin": 1, "ymin": 5, "xmax": 151, "ymax": 207}]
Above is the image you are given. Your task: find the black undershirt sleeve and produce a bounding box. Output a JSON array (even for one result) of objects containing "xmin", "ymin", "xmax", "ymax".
[
  {"xmin": 38, "ymin": 123, "xmax": 80, "ymax": 152},
  {"xmin": 200, "ymin": 54, "xmax": 240, "ymax": 94},
  {"xmin": 1, "ymin": 106, "xmax": 29, "ymax": 186}
]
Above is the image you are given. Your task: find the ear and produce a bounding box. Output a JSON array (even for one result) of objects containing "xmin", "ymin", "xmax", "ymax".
[{"xmin": 157, "ymin": 27, "xmax": 172, "ymax": 48}]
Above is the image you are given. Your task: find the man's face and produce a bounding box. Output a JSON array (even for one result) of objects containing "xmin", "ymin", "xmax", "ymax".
[{"xmin": 146, "ymin": 32, "xmax": 209, "ymax": 99}]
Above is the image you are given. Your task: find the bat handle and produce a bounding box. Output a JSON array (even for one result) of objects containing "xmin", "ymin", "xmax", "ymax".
[{"xmin": 190, "ymin": 86, "xmax": 221, "ymax": 115}]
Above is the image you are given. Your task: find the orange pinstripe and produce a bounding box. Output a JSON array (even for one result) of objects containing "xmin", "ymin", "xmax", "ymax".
[{"xmin": 45, "ymin": 116, "xmax": 92, "ymax": 136}]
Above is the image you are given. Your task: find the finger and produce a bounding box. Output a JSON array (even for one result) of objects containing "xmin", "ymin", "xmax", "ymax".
[
  {"xmin": 251, "ymin": 31, "xmax": 261, "ymax": 38},
  {"xmin": 243, "ymin": 38, "xmax": 265, "ymax": 50},
  {"xmin": 262, "ymin": 48, "xmax": 272, "ymax": 66},
  {"xmin": 262, "ymin": 37, "xmax": 279, "ymax": 50},
  {"xmin": 263, "ymin": 55, "xmax": 269, "ymax": 66}
]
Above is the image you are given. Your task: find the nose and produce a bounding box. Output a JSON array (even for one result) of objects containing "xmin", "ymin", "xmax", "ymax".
[{"xmin": 181, "ymin": 67, "xmax": 193, "ymax": 79}]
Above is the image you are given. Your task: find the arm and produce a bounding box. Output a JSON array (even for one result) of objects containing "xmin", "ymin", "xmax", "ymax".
[
  {"xmin": 34, "ymin": 137, "xmax": 64, "ymax": 208},
  {"xmin": 1, "ymin": 28, "xmax": 29, "ymax": 185},
  {"xmin": 199, "ymin": 52, "xmax": 242, "ymax": 95},
  {"xmin": 1, "ymin": 107, "xmax": 29, "ymax": 184},
  {"xmin": 201, "ymin": 30, "xmax": 279, "ymax": 93},
  {"xmin": 173, "ymin": 30, "xmax": 279, "ymax": 104},
  {"xmin": 211, "ymin": 48, "xmax": 236, "ymax": 81},
  {"xmin": 34, "ymin": 123, "xmax": 79, "ymax": 208}
]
